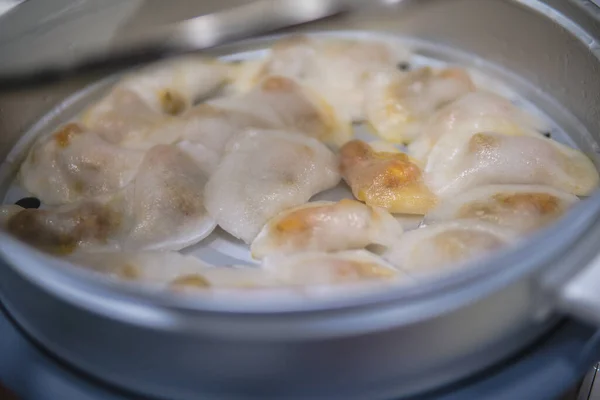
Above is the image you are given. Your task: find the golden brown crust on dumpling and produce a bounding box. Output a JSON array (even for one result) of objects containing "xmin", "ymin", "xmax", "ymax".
[{"xmin": 340, "ymin": 140, "xmax": 437, "ymax": 214}]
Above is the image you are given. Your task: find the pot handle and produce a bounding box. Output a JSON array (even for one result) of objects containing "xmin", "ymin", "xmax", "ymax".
[{"xmin": 553, "ymin": 252, "xmax": 600, "ymax": 326}]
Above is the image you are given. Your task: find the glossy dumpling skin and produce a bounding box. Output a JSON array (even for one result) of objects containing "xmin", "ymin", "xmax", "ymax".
[
  {"xmin": 233, "ymin": 36, "xmax": 404, "ymax": 121},
  {"xmin": 20, "ymin": 123, "xmax": 145, "ymax": 205},
  {"xmin": 424, "ymin": 131, "xmax": 600, "ymax": 197},
  {"xmin": 204, "ymin": 129, "xmax": 341, "ymax": 244},
  {"xmin": 251, "ymin": 199, "xmax": 403, "ymax": 259},
  {"xmin": 181, "ymin": 76, "xmax": 352, "ymax": 160},
  {"xmin": 262, "ymin": 250, "xmax": 405, "ymax": 285},
  {"xmin": 68, "ymin": 252, "xmax": 277, "ymax": 289},
  {"xmin": 7, "ymin": 145, "xmax": 216, "ymax": 253},
  {"xmin": 426, "ymin": 184, "xmax": 579, "ymax": 233},
  {"xmin": 382, "ymin": 220, "xmax": 516, "ymax": 275},
  {"xmin": 121, "ymin": 145, "xmax": 216, "ymax": 251},
  {"xmin": 408, "ymin": 91, "xmax": 546, "ymax": 161},
  {"xmin": 82, "ymin": 57, "xmax": 229, "ymax": 149},
  {"xmin": 340, "ymin": 140, "xmax": 437, "ymax": 215},
  {"xmin": 365, "ymin": 67, "xmax": 474, "ymax": 144}
]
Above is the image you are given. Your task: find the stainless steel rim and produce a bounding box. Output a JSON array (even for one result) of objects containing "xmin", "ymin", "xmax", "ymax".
[{"xmin": 0, "ymin": 0, "xmax": 599, "ymax": 322}]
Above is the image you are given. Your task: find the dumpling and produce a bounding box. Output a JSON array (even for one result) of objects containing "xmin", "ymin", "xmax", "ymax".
[
  {"xmin": 425, "ymin": 184, "xmax": 579, "ymax": 233},
  {"xmin": 20, "ymin": 123, "xmax": 145, "ymax": 205},
  {"xmin": 180, "ymin": 76, "xmax": 351, "ymax": 157},
  {"xmin": 121, "ymin": 145, "xmax": 216, "ymax": 251},
  {"xmin": 365, "ymin": 67, "xmax": 474, "ymax": 144},
  {"xmin": 262, "ymin": 250, "xmax": 404, "ymax": 285},
  {"xmin": 204, "ymin": 129, "xmax": 340, "ymax": 244},
  {"xmin": 6, "ymin": 145, "xmax": 216, "ymax": 253},
  {"xmin": 408, "ymin": 91, "xmax": 546, "ymax": 161},
  {"xmin": 0, "ymin": 205, "xmax": 23, "ymax": 226},
  {"xmin": 232, "ymin": 36, "xmax": 405, "ymax": 121},
  {"xmin": 394, "ymin": 214, "xmax": 425, "ymax": 231},
  {"xmin": 82, "ymin": 57, "xmax": 229, "ymax": 149},
  {"xmin": 340, "ymin": 140, "xmax": 437, "ymax": 215},
  {"xmin": 205, "ymin": 76, "xmax": 352, "ymax": 148},
  {"xmin": 382, "ymin": 220, "xmax": 516, "ymax": 275},
  {"xmin": 424, "ymin": 131, "xmax": 599, "ymax": 196},
  {"xmin": 68, "ymin": 252, "xmax": 277, "ymax": 289},
  {"xmin": 177, "ymin": 103, "xmax": 273, "ymax": 161},
  {"xmin": 251, "ymin": 200, "xmax": 403, "ymax": 259},
  {"xmin": 6, "ymin": 201, "xmax": 123, "ymax": 254}
]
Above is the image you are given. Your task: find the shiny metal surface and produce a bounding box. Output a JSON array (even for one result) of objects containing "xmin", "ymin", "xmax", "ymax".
[
  {"xmin": 1, "ymin": 0, "xmax": 600, "ymax": 399},
  {"xmin": 0, "ymin": 0, "xmax": 364, "ymax": 90}
]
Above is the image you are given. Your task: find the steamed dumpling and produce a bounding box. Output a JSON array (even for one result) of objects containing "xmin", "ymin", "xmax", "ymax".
[
  {"xmin": 82, "ymin": 57, "xmax": 229, "ymax": 148},
  {"xmin": 426, "ymin": 185, "xmax": 579, "ymax": 233},
  {"xmin": 251, "ymin": 200, "xmax": 403, "ymax": 259},
  {"xmin": 409, "ymin": 91, "xmax": 546, "ymax": 161},
  {"xmin": 233, "ymin": 36, "xmax": 405, "ymax": 121},
  {"xmin": 365, "ymin": 67, "xmax": 474, "ymax": 144},
  {"xmin": 0, "ymin": 205, "xmax": 23, "ymax": 226},
  {"xmin": 262, "ymin": 250, "xmax": 404, "ymax": 285},
  {"xmin": 68, "ymin": 252, "xmax": 277, "ymax": 289},
  {"xmin": 383, "ymin": 220, "xmax": 516, "ymax": 275},
  {"xmin": 184, "ymin": 76, "xmax": 352, "ymax": 151},
  {"xmin": 340, "ymin": 140, "xmax": 437, "ymax": 215},
  {"xmin": 20, "ymin": 123, "xmax": 145, "ymax": 205},
  {"xmin": 424, "ymin": 131, "xmax": 599, "ymax": 196},
  {"xmin": 204, "ymin": 129, "xmax": 340, "ymax": 244},
  {"xmin": 121, "ymin": 145, "xmax": 216, "ymax": 250},
  {"xmin": 7, "ymin": 145, "xmax": 216, "ymax": 253},
  {"xmin": 5, "ymin": 201, "xmax": 123, "ymax": 254}
]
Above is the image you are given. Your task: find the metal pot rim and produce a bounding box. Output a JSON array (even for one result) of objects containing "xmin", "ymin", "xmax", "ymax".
[{"xmin": 1, "ymin": 0, "xmax": 600, "ymax": 322}]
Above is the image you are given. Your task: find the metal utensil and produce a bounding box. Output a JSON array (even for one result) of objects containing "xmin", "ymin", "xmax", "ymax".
[{"xmin": 0, "ymin": 0, "xmax": 359, "ymax": 91}]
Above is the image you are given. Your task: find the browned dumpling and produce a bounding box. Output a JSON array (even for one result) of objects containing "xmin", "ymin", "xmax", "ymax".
[
  {"xmin": 6, "ymin": 145, "xmax": 216, "ymax": 254},
  {"xmin": 383, "ymin": 221, "xmax": 516, "ymax": 275},
  {"xmin": 365, "ymin": 67, "xmax": 475, "ymax": 144},
  {"xmin": 5, "ymin": 201, "xmax": 122, "ymax": 255},
  {"xmin": 232, "ymin": 36, "xmax": 405, "ymax": 121},
  {"xmin": 195, "ymin": 75, "xmax": 352, "ymax": 149},
  {"xmin": 251, "ymin": 200, "xmax": 403, "ymax": 259},
  {"xmin": 204, "ymin": 129, "xmax": 341, "ymax": 244},
  {"xmin": 425, "ymin": 184, "xmax": 579, "ymax": 233},
  {"xmin": 340, "ymin": 140, "xmax": 437, "ymax": 215},
  {"xmin": 424, "ymin": 131, "xmax": 600, "ymax": 197},
  {"xmin": 82, "ymin": 57, "xmax": 229, "ymax": 149},
  {"xmin": 20, "ymin": 123, "xmax": 145, "ymax": 205}
]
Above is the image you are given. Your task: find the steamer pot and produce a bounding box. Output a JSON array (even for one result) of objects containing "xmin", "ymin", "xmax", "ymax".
[{"xmin": 2, "ymin": 1, "xmax": 600, "ymax": 399}]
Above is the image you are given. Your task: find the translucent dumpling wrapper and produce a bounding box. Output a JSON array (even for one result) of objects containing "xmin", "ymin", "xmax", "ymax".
[
  {"xmin": 424, "ymin": 131, "xmax": 600, "ymax": 197},
  {"xmin": 251, "ymin": 200, "xmax": 403, "ymax": 259},
  {"xmin": 67, "ymin": 251, "xmax": 278, "ymax": 289},
  {"xmin": 20, "ymin": 123, "xmax": 145, "ymax": 205},
  {"xmin": 6, "ymin": 145, "xmax": 216, "ymax": 254},
  {"xmin": 365, "ymin": 67, "xmax": 474, "ymax": 144},
  {"xmin": 81, "ymin": 57, "xmax": 230, "ymax": 149},
  {"xmin": 204, "ymin": 129, "xmax": 341, "ymax": 244},
  {"xmin": 340, "ymin": 140, "xmax": 437, "ymax": 215},
  {"xmin": 394, "ymin": 214, "xmax": 424, "ymax": 231},
  {"xmin": 232, "ymin": 36, "xmax": 407, "ymax": 121},
  {"xmin": 382, "ymin": 220, "xmax": 516, "ymax": 275},
  {"xmin": 206, "ymin": 76, "xmax": 352, "ymax": 148},
  {"xmin": 177, "ymin": 103, "xmax": 274, "ymax": 163},
  {"xmin": 262, "ymin": 250, "xmax": 406, "ymax": 285},
  {"xmin": 121, "ymin": 145, "xmax": 216, "ymax": 251},
  {"xmin": 426, "ymin": 184, "xmax": 579, "ymax": 233},
  {"xmin": 408, "ymin": 91, "xmax": 547, "ymax": 161}
]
